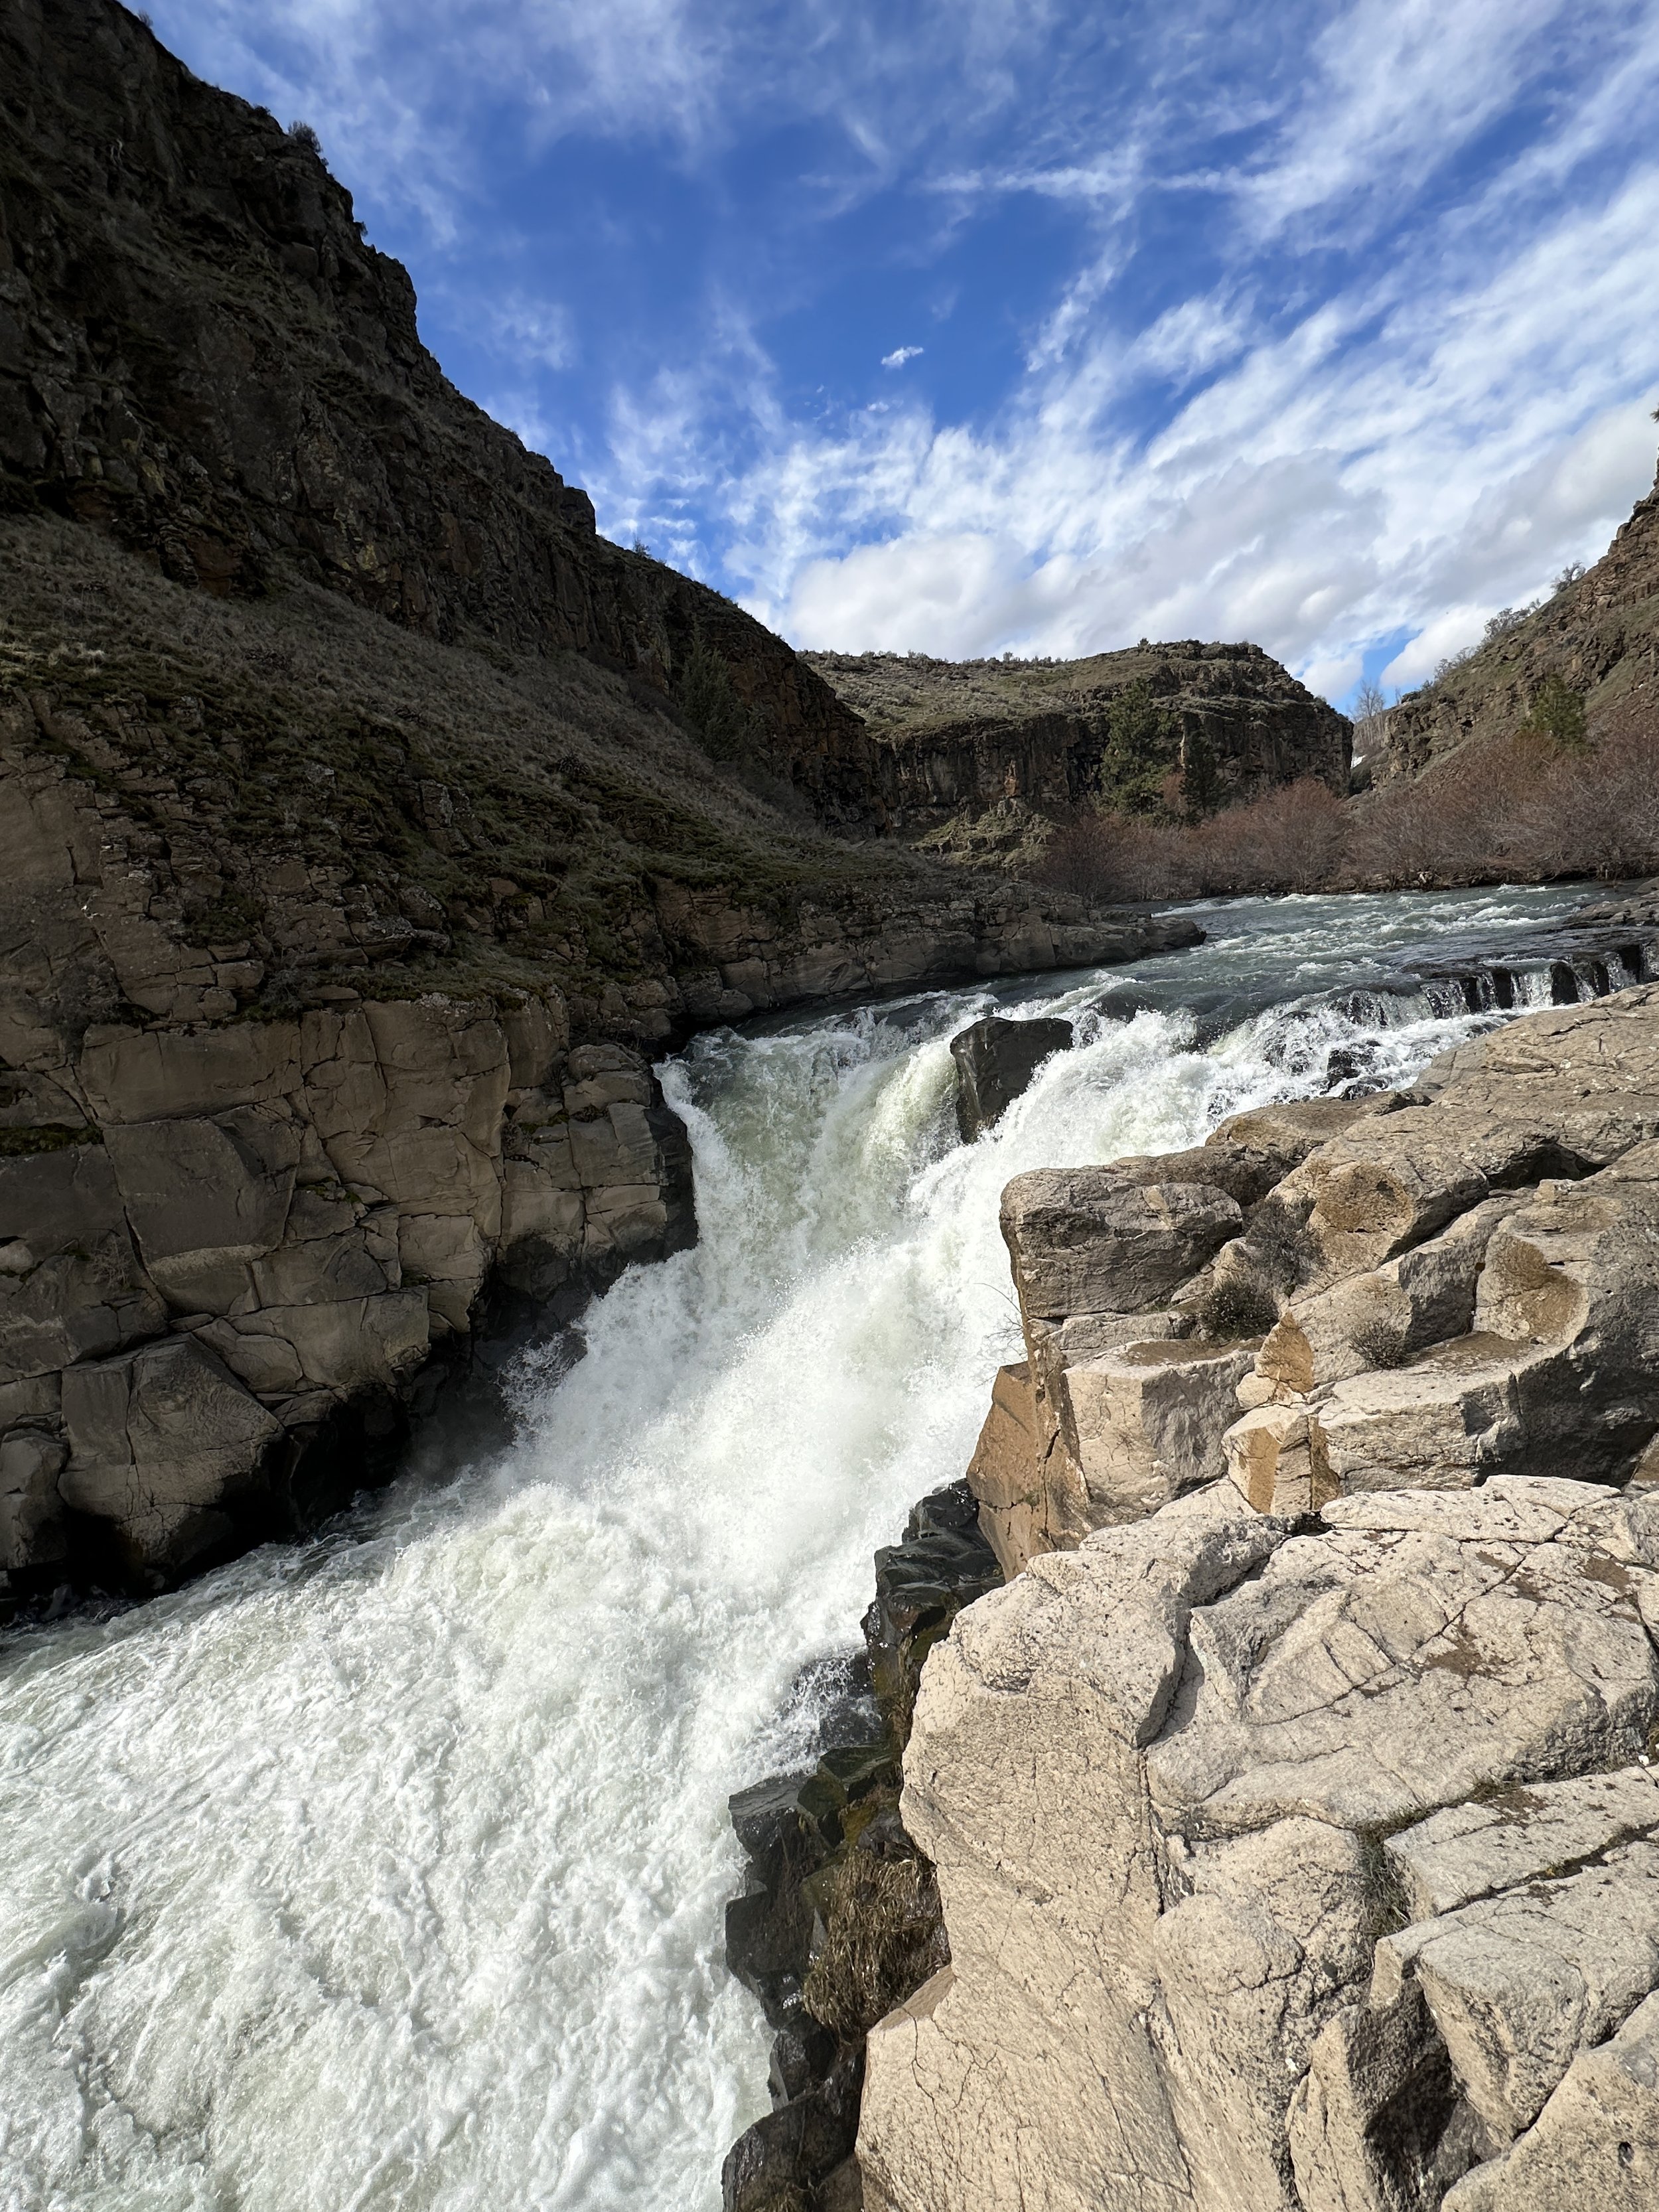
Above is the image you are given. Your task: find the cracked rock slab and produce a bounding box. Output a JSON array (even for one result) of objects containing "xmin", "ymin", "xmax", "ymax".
[{"xmin": 861, "ymin": 1478, "xmax": 1659, "ymax": 2212}]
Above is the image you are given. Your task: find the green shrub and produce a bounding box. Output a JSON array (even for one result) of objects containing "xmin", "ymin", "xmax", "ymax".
[
  {"xmin": 1094, "ymin": 680, "xmax": 1184, "ymax": 816},
  {"xmin": 1524, "ymin": 672, "xmax": 1587, "ymax": 751},
  {"xmin": 675, "ymin": 630, "xmax": 766, "ymax": 762}
]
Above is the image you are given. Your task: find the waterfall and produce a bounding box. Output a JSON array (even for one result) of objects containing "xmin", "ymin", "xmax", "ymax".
[{"xmin": 0, "ymin": 881, "xmax": 1629, "ymax": 2210}]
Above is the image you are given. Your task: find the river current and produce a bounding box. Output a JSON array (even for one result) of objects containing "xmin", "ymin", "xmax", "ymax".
[{"xmin": 0, "ymin": 884, "xmax": 1606, "ymax": 2210}]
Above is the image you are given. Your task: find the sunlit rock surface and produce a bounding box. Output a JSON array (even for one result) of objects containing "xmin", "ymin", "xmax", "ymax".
[
  {"xmin": 860, "ymin": 1477, "xmax": 1659, "ymax": 2212},
  {"xmin": 969, "ymin": 987, "xmax": 1659, "ymax": 1572}
]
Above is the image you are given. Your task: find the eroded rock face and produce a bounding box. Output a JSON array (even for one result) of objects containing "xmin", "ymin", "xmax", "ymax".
[
  {"xmin": 975, "ymin": 1096, "xmax": 1390, "ymax": 1574},
  {"xmin": 969, "ymin": 990, "xmax": 1659, "ymax": 1572},
  {"xmin": 804, "ymin": 644, "xmax": 1353, "ymax": 838},
  {"xmin": 859, "ymin": 1476, "xmax": 1659, "ymax": 2212},
  {"xmin": 0, "ymin": 990, "xmax": 692, "ymax": 1595}
]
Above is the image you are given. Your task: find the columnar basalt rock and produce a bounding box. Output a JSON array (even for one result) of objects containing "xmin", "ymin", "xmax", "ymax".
[
  {"xmin": 806, "ymin": 643, "xmax": 1353, "ymax": 841},
  {"xmin": 976, "ymin": 1096, "xmax": 1396, "ymax": 1574},
  {"xmin": 0, "ymin": 982, "xmax": 693, "ymax": 1596}
]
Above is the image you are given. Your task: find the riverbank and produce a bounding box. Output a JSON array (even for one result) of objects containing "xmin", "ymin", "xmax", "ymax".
[{"xmin": 0, "ymin": 883, "xmax": 1651, "ymax": 2212}]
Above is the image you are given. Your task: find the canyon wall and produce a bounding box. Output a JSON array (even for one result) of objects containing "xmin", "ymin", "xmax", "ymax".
[
  {"xmin": 0, "ymin": 0, "xmax": 892, "ymax": 828},
  {"xmin": 0, "ymin": 632, "xmax": 1204, "ymax": 1606},
  {"xmin": 808, "ymin": 644, "xmax": 1352, "ymax": 854},
  {"xmin": 0, "ymin": 0, "xmax": 1210, "ymax": 1607}
]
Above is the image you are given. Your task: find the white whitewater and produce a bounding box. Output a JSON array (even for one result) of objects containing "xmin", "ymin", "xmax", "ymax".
[{"xmin": 0, "ymin": 885, "xmax": 1598, "ymax": 2211}]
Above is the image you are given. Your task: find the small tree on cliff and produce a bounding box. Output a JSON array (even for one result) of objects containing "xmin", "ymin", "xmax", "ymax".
[
  {"xmin": 1093, "ymin": 680, "xmax": 1183, "ymax": 816},
  {"xmin": 1523, "ymin": 672, "xmax": 1587, "ymax": 751},
  {"xmin": 676, "ymin": 629, "xmax": 765, "ymax": 763},
  {"xmin": 1178, "ymin": 726, "xmax": 1221, "ymax": 822}
]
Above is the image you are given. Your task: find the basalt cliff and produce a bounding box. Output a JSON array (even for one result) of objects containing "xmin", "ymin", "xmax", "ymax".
[
  {"xmin": 1374, "ymin": 467, "xmax": 1659, "ymax": 783},
  {"xmin": 808, "ymin": 645, "xmax": 1350, "ymax": 867}
]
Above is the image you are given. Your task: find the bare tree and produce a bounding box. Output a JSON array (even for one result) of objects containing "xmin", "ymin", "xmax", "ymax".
[{"xmin": 1350, "ymin": 678, "xmax": 1390, "ymax": 767}]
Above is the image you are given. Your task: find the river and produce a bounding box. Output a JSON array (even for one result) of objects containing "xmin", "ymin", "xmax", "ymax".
[{"xmin": 0, "ymin": 883, "xmax": 1613, "ymax": 2211}]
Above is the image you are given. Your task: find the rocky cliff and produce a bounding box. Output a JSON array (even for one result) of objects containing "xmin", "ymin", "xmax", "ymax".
[
  {"xmin": 1375, "ymin": 459, "xmax": 1659, "ymax": 783},
  {"xmin": 807, "ymin": 644, "xmax": 1352, "ymax": 861},
  {"xmin": 862, "ymin": 984, "xmax": 1659, "ymax": 2211},
  {"xmin": 0, "ymin": 0, "xmax": 1212, "ymax": 1607},
  {"xmin": 0, "ymin": 0, "xmax": 895, "ymax": 828}
]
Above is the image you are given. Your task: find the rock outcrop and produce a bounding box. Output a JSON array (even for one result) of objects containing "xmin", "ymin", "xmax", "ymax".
[
  {"xmin": 0, "ymin": 0, "xmax": 895, "ymax": 828},
  {"xmin": 860, "ymin": 1475, "xmax": 1659, "ymax": 2212},
  {"xmin": 950, "ymin": 1015, "xmax": 1074, "ymax": 1142},
  {"xmin": 970, "ymin": 992, "xmax": 1659, "ymax": 1576},
  {"xmin": 865, "ymin": 984, "xmax": 1659, "ymax": 2211},
  {"xmin": 0, "ymin": 985, "xmax": 692, "ymax": 1593},
  {"xmin": 808, "ymin": 644, "xmax": 1352, "ymax": 848}
]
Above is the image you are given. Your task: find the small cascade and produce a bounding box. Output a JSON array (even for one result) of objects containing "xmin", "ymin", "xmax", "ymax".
[{"xmin": 1324, "ymin": 934, "xmax": 1652, "ymax": 1049}]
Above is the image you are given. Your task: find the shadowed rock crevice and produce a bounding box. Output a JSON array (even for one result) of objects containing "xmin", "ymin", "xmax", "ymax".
[{"xmin": 721, "ymin": 1484, "xmax": 1000, "ymax": 2212}]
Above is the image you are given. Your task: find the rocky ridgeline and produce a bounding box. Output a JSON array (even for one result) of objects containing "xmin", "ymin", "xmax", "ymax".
[
  {"xmin": 857, "ymin": 984, "xmax": 1659, "ymax": 2210},
  {"xmin": 0, "ymin": 0, "xmax": 889, "ymax": 827},
  {"xmin": 1376, "ymin": 462, "xmax": 1659, "ymax": 783},
  {"xmin": 806, "ymin": 644, "xmax": 1350, "ymax": 856}
]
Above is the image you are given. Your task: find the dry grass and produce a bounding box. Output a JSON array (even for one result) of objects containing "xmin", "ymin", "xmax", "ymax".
[
  {"xmin": 0, "ymin": 515, "xmax": 975, "ymax": 1018},
  {"xmin": 800, "ymin": 1852, "xmax": 948, "ymax": 2041}
]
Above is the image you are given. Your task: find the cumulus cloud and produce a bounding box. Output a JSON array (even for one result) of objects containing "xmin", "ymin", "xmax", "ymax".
[{"xmin": 881, "ymin": 346, "xmax": 924, "ymax": 368}]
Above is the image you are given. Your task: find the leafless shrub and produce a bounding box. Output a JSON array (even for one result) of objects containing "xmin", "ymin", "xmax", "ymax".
[
  {"xmin": 1043, "ymin": 706, "xmax": 1659, "ymax": 905},
  {"xmin": 1351, "ymin": 1317, "xmax": 1412, "ymax": 1370},
  {"xmin": 800, "ymin": 1852, "xmax": 948, "ymax": 2040},
  {"xmin": 1196, "ymin": 1276, "xmax": 1279, "ymax": 1341},
  {"xmin": 1193, "ymin": 778, "xmax": 1348, "ymax": 893}
]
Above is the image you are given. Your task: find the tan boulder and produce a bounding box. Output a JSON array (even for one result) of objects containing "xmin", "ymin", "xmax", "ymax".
[
  {"xmin": 964, "ymin": 1361, "xmax": 1042, "ymax": 1578},
  {"xmin": 863, "ymin": 1478, "xmax": 1659, "ymax": 2212},
  {"xmin": 1001, "ymin": 1169, "xmax": 1243, "ymax": 1323}
]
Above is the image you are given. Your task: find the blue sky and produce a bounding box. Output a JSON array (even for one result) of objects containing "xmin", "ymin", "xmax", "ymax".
[{"xmin": 150, "ymin": 0, "xmax": 1659, "ymax": 707}]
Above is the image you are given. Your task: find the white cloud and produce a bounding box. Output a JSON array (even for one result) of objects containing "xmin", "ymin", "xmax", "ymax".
[
  {"xmin": 881, "ymin": 345, "xmax": 924, "ymax": 368},
  {"xmin": 146, "ymin": 0, "xmax": 1659, "ymax": 701}
]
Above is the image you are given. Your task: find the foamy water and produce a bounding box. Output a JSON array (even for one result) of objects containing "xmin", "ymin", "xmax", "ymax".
[{"xmin": 0, "ymin": 884, "xmax": 1597, "ymax": 2210}]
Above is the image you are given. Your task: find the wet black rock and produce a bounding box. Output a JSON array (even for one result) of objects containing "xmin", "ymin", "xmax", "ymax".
[
  {"xmin": 721, "ymin": 1479, "xmax": 1002, "ymax": 2211},
  {"xmin": 951, "ymin": 1013, "xmax": 1074, "ymax": 1141},
  {"xmin": 720, "ymin": 2047, "xmax": 863, "ymax": 2212},
  {"xmin": 863, "ymin": 1481, "xmax": 1003, "ymax": 1737}
]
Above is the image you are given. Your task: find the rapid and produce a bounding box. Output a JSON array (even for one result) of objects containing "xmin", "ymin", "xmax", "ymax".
[{"xmin": 0, "ymin": 884, "xmax": 1610, "ymax": 2211}]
